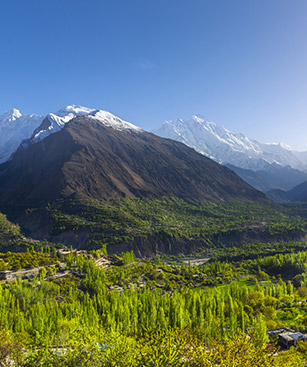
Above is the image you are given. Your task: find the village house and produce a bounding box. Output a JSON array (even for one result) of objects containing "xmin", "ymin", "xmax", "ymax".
[{"xmin": 269, "ymin": 328, "xmax": 307, "ymax": 348}]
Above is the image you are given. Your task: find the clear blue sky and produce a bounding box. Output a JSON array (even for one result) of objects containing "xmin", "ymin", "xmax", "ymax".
[{"xmin": 1, "ymin": 0, "xmax": 306, "ymax": 149}]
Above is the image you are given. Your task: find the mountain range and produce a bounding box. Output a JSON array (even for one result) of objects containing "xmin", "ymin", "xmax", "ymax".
[
  {"xmin": 1, "ymin": 104, "xmax": 307, "ymax": 254},
  {"xmin": 0, "ymin": 105, "xmax": 143, "ymax": 164},
  {"xmin": 1, "ymin": 105, "xmax": 307, "ymax": 204},
  {"xmin": 0, "ymin": 110, "xmax": 267, "ymax": 209},
  {"xmin": 154, "ymin": 115, "xmax": 307, "ymax": 192}
]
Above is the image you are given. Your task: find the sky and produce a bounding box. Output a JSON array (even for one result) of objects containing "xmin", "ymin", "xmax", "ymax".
[{"xmin": 0, "ymin": 0, "xmax": 306, "ymax": 150}]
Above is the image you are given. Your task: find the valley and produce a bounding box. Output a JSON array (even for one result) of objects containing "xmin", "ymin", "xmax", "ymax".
[
  {"xmin": 1, "ymin": 107, "xmax": 307, "ymax": 365},
  {"xmin": 13, "ymin": 198, "xmax": 307, "ymax": 257},
  {"xmin": 3, "ymin": 241, "xmax": 307, "ymax": 365},
  {"xmin": 2, "ymin": 0, "xmax": 306, "ymax": 364}
]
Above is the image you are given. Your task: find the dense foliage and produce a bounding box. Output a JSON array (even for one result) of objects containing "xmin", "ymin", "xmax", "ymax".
[
  {"xmin": 0, "ymin": 213, "xmax": 29, "ymax": 250},
  {"xmin": 0, "ymin": 212, "xmax": 57, "ymax": 252},
  {"xmin": 0, "ymin": 248, "xmax": 57, "ymax": 271},
  {"xmin": 2, "ymin": 198, "xmax": 307, "ymax": 365},
  {"xmin": 2, "ymin": 249, "xmax": 307, "ymax": 365},
  {"xmin": 43, "ymin": 198, "xmax": 307, "ymax": 251}
]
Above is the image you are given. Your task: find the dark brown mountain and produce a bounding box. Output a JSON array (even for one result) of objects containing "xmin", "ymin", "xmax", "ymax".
[{"xmin": 0, "ymin": 116, "xmax": 268, "ymax": 209}]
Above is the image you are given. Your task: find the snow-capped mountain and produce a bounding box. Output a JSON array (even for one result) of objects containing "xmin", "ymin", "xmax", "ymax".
[
  {"xmin": 154, "ymin": 115, "xmax": 307, "ymax": 172},
  {"xmin": 31, "ymin": 105, "xmax": 96, "ymax": 143},
  {"xmin": 2, "ymin": 105, "xmax": 307, "ymax": 193},
  {"xmin": 0, "ymin": 109, "xmax": 43, "ymax": 163},
  {"xmin": 0, "ymin": 105, "xmax": 142, "ymax": 163},
  {"xmin": 31, "ymin": 105, "xmax": 142, "ymax": 143},
  {"xmin": 0, "ymin": 112, "xmax": 267, "ymax": 209}
]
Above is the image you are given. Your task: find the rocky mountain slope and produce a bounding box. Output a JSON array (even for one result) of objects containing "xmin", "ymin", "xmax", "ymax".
[
  {"xmin": 0, "ymin": 114, "xmax": 268, "ymax": 209},
  {"xmin": 0, "ymin": 105, "xmax": 139, "ymax": 163},
  {"xmin": 2, "ymin": 106, "xmax": 306, "ymax": 193}
]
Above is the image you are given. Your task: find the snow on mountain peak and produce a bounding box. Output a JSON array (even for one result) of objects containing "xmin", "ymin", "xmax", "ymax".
[
  {"xmin": 55, "ymin": 105, "xmax": 96, "ymax": 117},
  {"xmin": 10, "ymin": 108, "xmax": 23, "ymax": 120},
  {"xmin": 2, "ymin": 105, "xmax": 304, "ymax": 173},
  {"xmin": 192, "ymin": 115, "xmax": 207, "ymax": 123},
  {"xmin": 280, "ymin": 142, "xmax": 292, "ymax": 150},
  {"xmin": 32, "ymin": 105, "xmax": 142, "ymax": 143},
  {"xmin": 154, "ymin": 115, "xmax": 307, "ymax": 172},
  {"xmin": 0, "ymin": 105, "xmax": 143, "ymax": 164},
  {"xmin": 0, "ymin": 109, "xmax": 43, "ymax": 163},
  {"xmin": 267, "ymin": 142, "xmax": 292, "ymax": 151},
  {"xmin": 0, "ymin": 108, "xmax": 23, "ymax": 122},
  {"xmin": 87, "ymin": 110, "xmax": 142, "ymax": 132}
]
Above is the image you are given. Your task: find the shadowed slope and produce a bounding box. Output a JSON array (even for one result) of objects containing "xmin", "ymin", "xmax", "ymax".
[{"xmin": 0, "ymin": 116, "xmax": 268, "ymax": 208}]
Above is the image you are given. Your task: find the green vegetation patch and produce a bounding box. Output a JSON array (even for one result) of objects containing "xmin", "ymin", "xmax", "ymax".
[{"xmin": 45, "ymin": 198, "xmax": 307, "ymax": 249}]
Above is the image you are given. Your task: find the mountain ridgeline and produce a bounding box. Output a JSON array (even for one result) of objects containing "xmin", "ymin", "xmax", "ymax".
[
  {"xmin": 2, "ymin": 106, "xmax": 307, "ymax": 256},
  {"xmin": 154, "ymin": 115, "xmax": 307, "ymax": 192},
  {"xmin": 267, "ymin": 181, "xmax": 307, "ymax": 203},
  {"xmin": 226, "ymin": 164, "xmax": 307, "ymax": 193},
  {"xmin": 0, "ymin": 115, "xmax": 267, "ymax": 209},
  {"xmin": 2, "ymin": 106, "xmax": 307, "ymax": 196}
]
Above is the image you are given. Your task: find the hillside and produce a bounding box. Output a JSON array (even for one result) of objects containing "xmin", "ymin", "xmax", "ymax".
[
  {"xmin": 286, "ymin": 180, "xmax": 307, "ymax": 202},
  {"xmin": 17, "ymin": 198, "xmax": 307, "ymax": 257},
  {"xmin": 226, "ymin": 164, "xmax": 307, "ymax": 192},
  {"xmin": 0, "ymin": 115, "xmax": 267, "ymax": 209},
  {"xmin": 268, "ymin": 180, "xmax": 307, "ymax": 203},
  {"xmin": 0, "ymin": 105, "xmax": 108, "ymax": 163},
  {"xmin": 0, "ymin": 211, "xmax": 54, "ymax": 252}
]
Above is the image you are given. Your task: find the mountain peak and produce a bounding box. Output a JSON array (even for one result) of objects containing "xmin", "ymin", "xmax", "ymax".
[
  {"xmin": 0, "ymin": 108, "xmax": 23, "ymax": 122},
  {"xmin": 154, "ymin": 115, "xmax": 307, "ymax": 172},
  {"xmin": 31, "ymin": 106, "xmax": 142, "ymax": 143},
  {"xmin": 192, "ymin": 114, "xmax": 206, "ymax": 122},
  {"xmin": 0, "ymin": 109, "xmax": 43, "ymax": 163},
  {"xmin": 55, "ymin": 105, "xmax": 96, "ymax": 117},
  {"xmin": 0, "ymin": 105, "xmax": 143, "ymax": 164},
  {"xmin": 87, "ymin": 110, "xmax": 142, "ymax": 132},
  {"xmin": 10, "ymin": 108, "xmax": 22, "ymax": 118},
  {"xmin": 0, "ymin": 115, "xmax": 268, "ymax": 208},
  {"xmin": 277, "ymin": 142, "xmax": 292, "ymax": 151}
]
